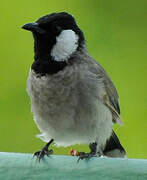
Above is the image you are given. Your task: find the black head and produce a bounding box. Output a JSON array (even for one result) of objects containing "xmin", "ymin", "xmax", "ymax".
[{"xmin": 22, "ymin": 12, "xmax": 85, "ymax": 61}]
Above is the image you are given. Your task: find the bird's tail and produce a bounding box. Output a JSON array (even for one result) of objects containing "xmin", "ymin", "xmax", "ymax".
[{"xmin": 103, "ymin": 130, "xmax": 126, "ymax": 158}]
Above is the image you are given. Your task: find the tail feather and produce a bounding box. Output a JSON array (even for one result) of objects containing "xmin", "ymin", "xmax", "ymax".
[{"xmin": 103, "ymin": 130, "xmax": 126, "ymax": 158}]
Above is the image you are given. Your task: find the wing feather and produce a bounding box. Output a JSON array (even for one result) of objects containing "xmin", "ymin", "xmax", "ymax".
[{"xmin": 94, "ymin": 61, "xmax": 122, "ymax": 124}]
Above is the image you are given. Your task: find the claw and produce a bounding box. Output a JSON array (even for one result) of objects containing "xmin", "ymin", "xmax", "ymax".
[
  {"xmin": 33, "ymin": 139, "xmax": 54, "ymax": 161},
  {"xmin": 34, "ymin": 148, "xmax": 53, "ymax": 161},
  {"xmin": 77, "ymin": 142, "xmax": 100, "ymax": 162},
  {"xmin": 77, "ymin": 152, "xmax": 97, "ymax": 162},
  {"xmin": 46, "ymin": 149, "xmax": 53, "ymax": 156},
  {"xmin": 33, "ymin": 151, "xmax": 41, "ymax": 157}
]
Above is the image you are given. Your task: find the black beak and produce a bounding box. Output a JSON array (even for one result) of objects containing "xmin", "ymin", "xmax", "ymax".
[{"xmin": 22, "ymin": 22, "xmax": 46, "ymax": 34}]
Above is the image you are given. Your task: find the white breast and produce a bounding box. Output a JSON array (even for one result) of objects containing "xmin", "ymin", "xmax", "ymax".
[{"xmin": 51, "ymin": 30, "xmax": 79, "ymax": 61}]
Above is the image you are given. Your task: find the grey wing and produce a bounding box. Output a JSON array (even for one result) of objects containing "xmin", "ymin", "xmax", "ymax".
[{"xmin": 95, "ymin": 62, "xmax": 122, "ymax": 124}]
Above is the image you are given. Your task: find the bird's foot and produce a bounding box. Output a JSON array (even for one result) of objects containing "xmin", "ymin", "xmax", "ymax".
[
  {"xmin": 77, "ymin": 152, "xmax": 97, "ymax": 162},
  {"xmin": 33, "ymin": 139, "xmax": 54, "ymax": 161},
  {"xmin": 77, "ymin": 142, "xmax": 100, "ymax": 162},
  {"xmin": 34, "ymin": 149, "xmax": 53, "ymax": 161}
]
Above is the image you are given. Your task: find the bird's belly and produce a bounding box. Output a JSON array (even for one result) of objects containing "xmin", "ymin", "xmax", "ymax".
[
  {"xmin": 27, "ymin": 71, "xmax": 113, "ymax": 147},
  {"xmin": 31, "ymin": 93, "xmax": 112, "ymax": 147}
]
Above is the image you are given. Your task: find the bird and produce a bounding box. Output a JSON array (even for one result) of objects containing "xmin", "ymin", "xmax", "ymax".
[{"xmin": 22, "ymin": 12, "xmax": 126, "ymax": 161}]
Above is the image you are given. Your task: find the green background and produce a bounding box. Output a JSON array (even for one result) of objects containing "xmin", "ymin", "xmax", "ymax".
[{"xmin": 0, "ymin": 0, "xmax": 146, "ymax": 159}]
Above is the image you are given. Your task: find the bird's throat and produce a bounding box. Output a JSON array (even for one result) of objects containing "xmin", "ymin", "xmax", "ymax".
[{"xmin": 31, "ymin": 58, "xmax": 67, "ymax": 76}]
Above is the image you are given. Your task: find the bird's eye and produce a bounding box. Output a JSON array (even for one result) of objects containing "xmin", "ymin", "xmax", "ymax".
[{"xmin": 54, "ymin": 26, "xmax": 62, "ymax": 34}]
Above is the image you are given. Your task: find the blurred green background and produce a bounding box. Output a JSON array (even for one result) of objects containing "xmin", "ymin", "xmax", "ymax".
[{"xmin": 0, "ymin": 0, "xmax": 146, "ymax": 159}]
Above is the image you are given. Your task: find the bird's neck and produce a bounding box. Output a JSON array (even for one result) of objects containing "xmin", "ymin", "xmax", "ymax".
[
  {"xmin": 31, "ymin": 58, "xmax": 68, "ymax": 76},
  {"xmin": 32, "ymin": 40, "xmax": 67, "ymax": 75}
]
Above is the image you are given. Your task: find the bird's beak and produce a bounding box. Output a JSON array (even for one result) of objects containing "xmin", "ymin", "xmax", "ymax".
[{"xmin": 22, "ymin": 22, "xmax": 46, "ymax": 34}]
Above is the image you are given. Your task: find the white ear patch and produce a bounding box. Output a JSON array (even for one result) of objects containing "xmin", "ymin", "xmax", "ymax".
[{"xmin": 51, "ymin": 30, "xmax": 79, "ymax": 62}]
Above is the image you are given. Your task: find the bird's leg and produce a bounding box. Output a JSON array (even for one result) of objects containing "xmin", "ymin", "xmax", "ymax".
[
  {"xmin": 78, "ymin": 142, "xmax": 101, "ymax": 162},
  {"xmin": 33, "ymin": 139, "xmax": 54, "ymax": 161}
]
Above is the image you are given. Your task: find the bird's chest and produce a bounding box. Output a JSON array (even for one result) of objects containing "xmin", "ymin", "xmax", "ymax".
[
  {"xmin": 27, "ymin": 70, "xmax": 82, "ymax": 125},
  {"xmin": 27, "ymin": 69, "xmax": 105, "ymax": 122},
  {"xmin": 27, "ymin": 69, "xmax": 112, "ymax": 145}
]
